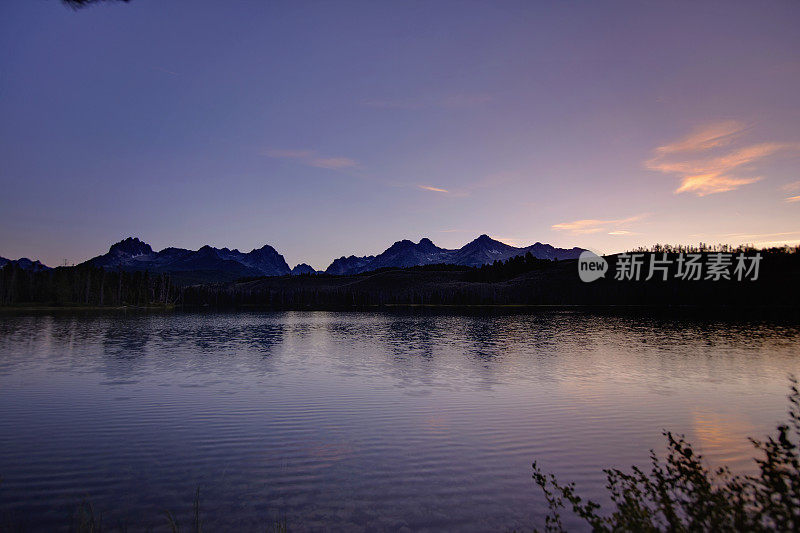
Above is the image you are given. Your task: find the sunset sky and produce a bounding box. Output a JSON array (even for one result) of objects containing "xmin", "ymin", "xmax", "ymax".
[{"xmin": 1, "ymin": 0, "xmax": 799, "ymax": 269}]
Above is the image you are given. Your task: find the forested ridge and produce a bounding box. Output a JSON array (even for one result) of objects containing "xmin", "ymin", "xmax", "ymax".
[{"xmin": 2, "ymin": 248, "xmax": 798, "ymax": 309}]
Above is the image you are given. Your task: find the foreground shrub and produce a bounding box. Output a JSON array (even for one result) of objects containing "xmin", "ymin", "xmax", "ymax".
[{"xmin": 533, "ymin": 379, "xmax": 800, "ymax": 532}]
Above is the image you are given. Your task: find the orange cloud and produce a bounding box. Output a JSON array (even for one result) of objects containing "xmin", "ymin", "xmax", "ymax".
[
  {"xmin": 674, "ymin": 173, "xmax": 762, "ymax": 195},
  {"xmin": 654, "ymin": 120, "xmax": 745, "ymax": 155},
  {"xmin": 418, "ymin": 185, "xmax": 449, "ymax": 193},
  {"xmin": 646, "ymin": 121, "xmax": 799, "ymax": 196},
  {"xmin": 787, "ymin": 195, "xmax": 800, "ymax": 203},
  {"xmin": 552, "ymin": 214, "xmax": 646, "ymax": 235}
]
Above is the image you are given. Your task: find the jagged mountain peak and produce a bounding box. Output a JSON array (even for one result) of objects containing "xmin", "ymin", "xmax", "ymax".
[
  {"xmin": 196, "ymin": 245, "xmax": 219, "ymax": 256},
  {"xmin": 467, "ymin": 234, "xmax": 507, "ymax": 246},
  {"xmin": 291, "ymin": 263, "xmax": 317, "ymax": 275},
  {"xmin": 386, "ymin": 239, "xmax": 416, "ymax": 250},
  {"xmin": 250, "ymin": 243, "xmax": 279, "ymax": 254},
  {"xmin": 109, "ymin": 237, "xmax": 153, "ymax": 257}
]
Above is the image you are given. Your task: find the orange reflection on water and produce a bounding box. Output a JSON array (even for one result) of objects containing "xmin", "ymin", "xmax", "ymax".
[{"xmin": 691, "ymin": 411, "xmax": 759, "ymax": 471}]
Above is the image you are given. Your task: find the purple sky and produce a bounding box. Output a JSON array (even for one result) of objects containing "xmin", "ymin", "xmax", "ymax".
[{"xmin": 1, "ymin": 1, "xmax": 799, "ymax": 269}]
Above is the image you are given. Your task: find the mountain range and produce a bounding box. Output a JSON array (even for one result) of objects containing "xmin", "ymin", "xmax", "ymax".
[
  {"xmin": 86, "ymin": 237, "xmax": 292, "ymax": 281},
  {"xmin": 3, "ymin": 235, "xmax": 584, "ymax": 282},
  {"xmin": 325, "ymin": 234, "xmax": 583, "ymax": 275}
]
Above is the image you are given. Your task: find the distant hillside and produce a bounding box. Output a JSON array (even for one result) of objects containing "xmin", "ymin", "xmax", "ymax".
[
  {"xmin": 325, "ymin": 235, "xmax": 583, "ymax": 275},
  {"xmin": 87, "ymin": 237, "xmax": 291, "ymax": 281}
]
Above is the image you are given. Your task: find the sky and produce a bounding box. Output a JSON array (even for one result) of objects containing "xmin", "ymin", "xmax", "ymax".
[{"xmin": 1, "ymin": 0, "xmax": 799, "ymax": 269}]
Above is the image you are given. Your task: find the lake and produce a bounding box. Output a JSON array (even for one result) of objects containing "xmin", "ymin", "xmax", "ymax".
[{"xmin": 1, "ymin": 310, "xmax": 798, "ymax": 531}]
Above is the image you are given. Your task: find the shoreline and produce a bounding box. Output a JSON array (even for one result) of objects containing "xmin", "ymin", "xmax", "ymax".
[{"xmin": 2, "ymin": 303, "xmax": 799, "ymax": 313}]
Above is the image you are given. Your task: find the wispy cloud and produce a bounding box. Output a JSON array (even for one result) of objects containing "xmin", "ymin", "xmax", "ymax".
[
  {"xmin": 362, "ymin": 93, "xmax": 492, "ymax": 110},
  {"xmin": 552, "ymin": 215, "xmax": 646, "ymax": 235},
  {"xmin": 687, "ymin": 230, "xmax": 800, "ymax": 243},
  {"xmin": 751, "ymin": 239, "xmax": 800, "ymax": 247},
  {"xmin": 685, "ymin": 230, "xmax": 800, "ymax": 248},
  {"xmin": 725, "ymin": 232, "xmax": 800, "ymax": 248},
  {"xmin": 439, "ymin": 94, "xmax": 493, "ymax": 107},
  {"xmin": 645, "ymin": 120, "xmax": 799, "ymax": 196},
  {"xmin": 782, "ymin": 181, "xmax": 800, "ymax": 192},
  {"xmin": 416, "ymin": 172, "xmax": 517, "ymax": 198},
  {"xmin": 265, "ymin": 149, "xmax": 358, "ymax": 169},
  {"xmin": 653, "ymin": 120, "xmax": 745, "ymax": 155},
  {"xmin": 787, "ymin": 195, "xmax": 800, "ymax": 203},
  {"xmin": 151, "ymin": 66, "xmax": 180, "ymax": 76},
  {"xmin": 309, "ymin": 157, "xmax": 358, "ymax": 169},
  {"xmin": 723, "ymin": 230, "xmax": 800, "ymax": 239},
  {"xmin": 418, "ymin": 185, "xmax": 449, "ymax": 193}
]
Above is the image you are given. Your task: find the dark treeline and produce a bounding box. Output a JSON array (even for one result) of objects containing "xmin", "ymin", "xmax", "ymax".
[
  {"xmin": 180, "ymin": 249, "xmax": 800, "ymax": 310},
  {"xmin": 467, "ymin": 252, "xmax": 553, "ymax": 282},
  {"xmin": 631, "ymin": 243, "xmax": 800, "ymax": 253},
  {"xmin": 0, "ymin": 263, "xmax": 180, "ymax": 307},
  {"xmin": 2, "ymin": 248, "xmax": 799, "ymax": 309}
]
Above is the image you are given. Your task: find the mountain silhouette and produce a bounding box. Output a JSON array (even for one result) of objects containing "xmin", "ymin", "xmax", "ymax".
[
  {"xmin": 88, "ymin": 237, "xmax": 291, "ymax": 280},
  {"xmin": 325, "ymin": 235, "xmax": 583, "ymax": 275},
  {"xmin": 80, "ymin": 235, "xmax": 582, "ymax": 281}
]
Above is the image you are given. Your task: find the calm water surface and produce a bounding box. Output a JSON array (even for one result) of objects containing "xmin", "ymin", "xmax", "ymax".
[{"xmin": 0, "ymin": 310, "xmax": 798, "ymax": 531}]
